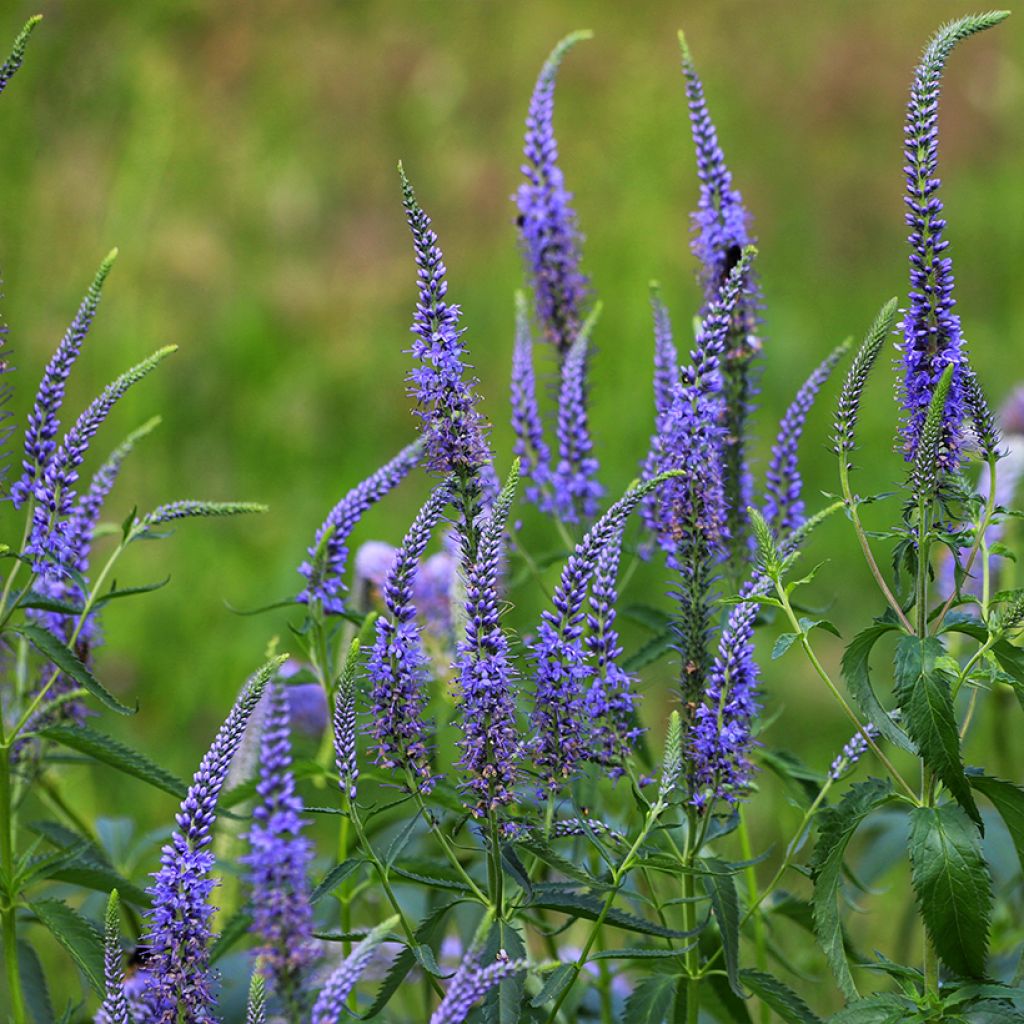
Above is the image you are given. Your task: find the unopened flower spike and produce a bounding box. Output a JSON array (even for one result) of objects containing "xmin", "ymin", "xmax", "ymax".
[
  {"xmin": 299, "ymin": 441, "xmax": 421, "ymax": 614},
  {"xmin": 141, "ymin": 656, "xmax": 285, "ymax": 1024},
  {"xmin": 0, "ymin": 15, "xmax": 41, "ymax": 97},
  {"xmin": 333, "ymin": 638, "xmax": 362, "ymax": 801},
  {"xmin": 430, "ymin": 947, "xmax": 530, "ymax": 1024},
  {"xmin": 242, "ymin": 677, "xmax": 317, "ymax": 1004},
  {"xmin": 658, "ymin": 709, "xmax": 683, "ymax": 801},
  {"xmin": 961, "ymin": 363, "xmax": 1001, "ymax": 461},
  {"xmin": 311, "ymin": 916, "xmax": 399, "ymax": 1024},
  {"xmin": 455, "ymin": 460, "xmax": 522, "ymax": 815},
  {"xmin": 829, "ymin": 724, "xmax": 877, "ymax": 781},
  {"xmin": 246, "ymin": 972, "xmax": 266, "ymax": 1024},
  {"xmin": 28, "ymin": 344, "xmax": 174, "ymax": 576},
  {"xmin": 763, "ymin": 338, "xmax": 849, "ymax": 535},
  {"xmin": 679, "ymin": 31, "xmax": 762, "ymax": 549},
  {"xmin": 910, "ymin": 363, "xmax": 956, "ymax": 503},
  {"xmin": 516, "ymin": 30, "xmax": 591, "ymax": 356},
  {"xmin": 898, "ymin": 12, "xmax": 1009, "ymax": 474},
  {"xmin": 547, "ymin": 302, "xmax": 604, "ymax": 522},
  {"xmin": 142, "ymin": 500, "xmax": 267, "ymax": 528},
  {"xmin": 95, "ymin": 889, "xmax": 130, "ymax": 1024},
  {"xmin": 368, "ymin": 480, "xmax": 451, "ymax": 791},
  {"xmin": 832, "ymin": 298, "xmax": 898, "ymax": 457},
  {"xmin": 510, "ymin": 291, "xmax": 552, "ymax": 506},
  {"xmin": 12, "ymin": 250, "xmax": 118, "ymax": 508}
]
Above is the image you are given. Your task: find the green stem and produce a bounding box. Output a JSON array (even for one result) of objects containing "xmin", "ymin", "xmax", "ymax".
[
  {"xmin": 681, "ymin": 822, "xmax": 700, "ymax": 1024},
  {"xmin": 738, "ymin": 809, "xmax": 769, "ymax": 1024},
  {"xmin": 409, "ymin": 786, "xmax": 489, "ymax": 905},
  {"xmin": 0, "ymin": 745, "xmax": 26, "ymax": 1024}
]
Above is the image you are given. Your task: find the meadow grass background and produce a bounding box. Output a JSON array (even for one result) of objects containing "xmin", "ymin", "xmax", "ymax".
[{"xmin": 1, "ymin": 0, "xmax": 1023, "ymax": 995}]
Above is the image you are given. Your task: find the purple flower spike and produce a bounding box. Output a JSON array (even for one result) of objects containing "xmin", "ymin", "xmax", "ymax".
[
  {"xmin": 142, "ymin": 659, "xmax": 281, "ymax": 1024},
  {"xmin": 585, "ymin": 525, "xmax": 643, "ymax": 777},
  {"xmin": 12, "ymin": 251, "xmax": 118, "ymax": 508},
  {"xmin": 516, "ymin": 31, "xmax": 591, "ymax": 356},
  {"xmin": 299, "ymin": 442, "xmax": 421, "ymax": 615},
  {"xmin": 546, "ymin": 314, "xmax": 603, "ymax": 523},
  {"xmin": 531, "ymin": 479, "xmax": 660, "ymax": 790},
  {"xmin": 96, "ymin": 892, "xmax": 130, "ymax": 1024},
  {"xmin": 0, "ymin": 16, "xmax": 41, "ymax": 97},
  {"xmin": 689, "ymin": 580, "xmax": 764, "ymax": 810},
  {"xmin": 829, "ymin": 724, "xmax": 877, "ymax": 781},
  {"xmin": 242, "ymin": 679, "xmax": 317, "ymax": 1003},
  {"xmin": 400, "ymin": 167, "xmax": 491, "ymax": 478},
  {"xmin": 762, "ymin": 340, "xmax": 848, "ymax": 535},
  {"xmin": 367, "ymin": 481, "xmax": 450, "ymax": 791},
  {"xmin": 510, "ymin": 291, "xmax": 552, "ymax": 507},
  {"xmin": 899, "ymin": 13, "xmax": 1008, "ymax": 473},
  {"xmin": 455, "ymin": 464, "xmax": 522, "ymax": 816},
  {"xmin": 430, "ymin": 951, "xmax": 529, "ymax": 1024},
  {"xmin": 311, "ymin": 917, "xmax": 398, "ymax": 1024},
  {"xmin": 333, "ymin": 648, "xmax": 360, "ymax": 801},
  {"xmin": 28, "ymin": 346, "xmax": 175, "ymax": 576},
  {"xmin": 679, "ymin": 33, "xmax": 762, "ymax": 548}
]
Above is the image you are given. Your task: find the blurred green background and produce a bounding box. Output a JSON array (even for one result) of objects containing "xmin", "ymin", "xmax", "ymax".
[{"xmin": 1, "ymin": 0, "xmax": 1023, "ymax": 1003}]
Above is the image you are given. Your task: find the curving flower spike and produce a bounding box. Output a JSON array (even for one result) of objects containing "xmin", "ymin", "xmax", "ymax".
[
  {"xmin": 367, "ymin": 481, "xmax": 450, "ymax": 791},
  {"xmin": 12, "ymin": 251, "xmax": 118, "ymax": 508},
  {"xmin": 28, "ymin": 345, "xmax": 175, "ymax": 576},
  {"xmin": 679, "ymin": 32, "xmax": 762, "ymax": 549},
  {"xmin": 299, "ymin": 441, "xmax": 422, "ymax": 615},
  {"xmin": 455, "ymin": 462, "xmax": 522, "ymax": 815},
  {"xmin": 516, "ymin": 30, "xmax": 591, "ymax": 356},
  {"xmin": 242, "ymin": 679, "xmax": 317, "ymax": 1004},
  {"xmin": 311, "ymin": 917, "xmax": 398, "ymax": 1024},
  {"xmin": 510, "ymin": 291, "xmax": 552, "ymax": 507},
  {"xmin": 584, "ymin": 523, "xmax": 643, "ymax": 777},
  {"xmin": 246, "ymin": 973, "xmax": 266, "ymax": 1024},
  {"xmin": 141, "ymin": 657, "xmax": 283, "ymax": 1024},
  {"xmin": 531, "ymin": 476, "xmax": 665, "ymax": 790},
  {"xmin": 829, "ymin": 724, "xmax": 877, "ymax": 781},
  {"xmin": 545, "ymin": 308, "xmax": 603, "ymax": 523},
  {"xmin": 0, "ymin": 15, "xmax": 41, "ymax": 97},
  {"xmin": 763, "ymin": 339, "xmax": 849, "ymax": 535},
  {"xmin": 401, "ymin": 167, "xmax": 491, "ymax": 477},
  {"xmin": 430, "ymin": 950, "xmax": 529, "ymax": 1024},
  {"xmin": 898, "ymin": 12, "xmax": 1008, "ymax": 473},
  {"xmin": 96, "ymin": 890, "xmax": 130, "ymax": 1024}
]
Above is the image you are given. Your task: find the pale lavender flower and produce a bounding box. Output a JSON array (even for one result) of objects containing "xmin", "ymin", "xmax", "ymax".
[
  {"xmin": 762, "ymin": 340, "xmax": 848, "ymax": 535},
  {"xmin": 510, "ymin": 291, "xmax": 552, "ymax": 507},
  {"xmin": 401, "ymin": 168, "xmax": 490, "ymax": 478},
  {"xmin": 898, "ymin": 13, "xmax": 1008, "ymax": 472},
  {"xmin": 367, "ymin": 482, "xmax": 450, "ymax": 791},
  {"xmin": 584, "ymin": 525, "xmax": 642, "ymax": 777},
  {"xmin": 311, "ymin": 919, "xmax": 398, "ymax": 1024},
  {"xmin": 430, "ymin": 951, "xmax": 529, "ymax": 1024},
  {"xmin": 141, "ymin": 662, "xmax": 278, "ymax": 1023},
  {"xmin": 455, "ymin": 466, "xmax": 521, "ymax": 815},
  {"xmin": 679, "ymin": 33, "xmax": 761, "ymax": 548},
  {"xmin": 287, "ymin": 682, "xmax": 328, "ymax": 736},
  {"xmin": 545, "ymin": 323, "xmax": 603, "ymax": 523},
  {"xmin": 299, "ymin": 442, "xmax": 421, "ymax": 614},
  {"xmin": 12, "ymin": 252, "xmax": 118, "ymax": 508},
  {"xmin": 829, "ymin": 724, "xmax": 877, "ymax": 781},
  {"xmin": 242, "ymin": 680, "xmax": 316, "ymax": 1003},
  {"xmin": 516, "ymin": 31, "xmax": 590, "ymax": 356}
]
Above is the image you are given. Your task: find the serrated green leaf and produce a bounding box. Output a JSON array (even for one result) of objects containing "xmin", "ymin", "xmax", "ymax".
[
  {"xmin": 624, "ymin": 628, "xmax": 676, "ymax": 673},
  {"xmin": 28, "ymin": 898, "xmax": 104, "ymax": 995},
  {"xmin": 530, "ymin": 964, "xmax": 575, "ymax": 1008},
  {"xmin": 894, "ymin": 635, "xmax": 980, "ymax": 825},
  {"xmin": 209, "ymin": 907, "xmax": 252, "ymax": 965},
  {"xmin": 908, "ymin": 804, "xmax": 992, "ymax": 978},
  {"xmin": 590, "ymin": 947, "xmax": 688, "ymax": 962},
  {"xmin": 483, "ymin": 920, "xmax": 526, "ymax": 1024},
  {"xmin": 811, "ymin": 777, "xmax": 894, "ymax": 998},
  {"xmin": 17, "ymin": 940, "xmax": 55, "ymax": 1024},
  {"xmin": 39, "ymin": 723, "xmax": 187, "ymax": 799},
  {"xmin": 840, "ymin": 623, "xmax": 914, "ymax": 753},
  {"xmin": 390, "ymin": 865, "xmax": 471, "ymax": 894},
  {"xmin": 969, "ymin": 774, "xmax": 1024, "ymax": 874},
  {"xmin": 740, "ymin": 970, "xmax": 821, "ymax": 1024},
  {"xmin": 530, "ymin": 888, "xmax": 699, "ymax": 940},
  {"xmin": 499, "ymin": 843, "xmax": 534, "ymax": 901},
  {"xmin": 827, "ymin": 995, "xmax": 917, "ymax": 1023},
  {"xmin": 411, "ymin": 942, "xmax": 447, "ymax": 978},
  {"xmin": 21, "ymin": 625, "xmax": 134, "ymax": 716},
  {"xmin": 772, "ymin": 632, "xmax": 800, "ymax": 660},
  {"xmin": 702, "ymin": 857, "xmax": 743, "ymax": 997},
  {"xmin": 622, "ymin": 974, "xmax": 677, "ymax": 1023},
  {"xmin": 384, "ymin": 814, "xmax": 421, "ymax": 869},
  {"xmin": 311, "ymin": 858, "xmax": 364, "ymax": 903},
  {"xmin": 517, "ymin": 841, "xmax": 614, "ymax": 891}
]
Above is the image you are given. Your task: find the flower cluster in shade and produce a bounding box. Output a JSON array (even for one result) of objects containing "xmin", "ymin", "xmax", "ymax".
[
  {"xmin": 27, "ymin": 346, "xmax": 173, "ymax": 576},
  {"xmin": 455, "ymin": 466, "xmax": 522, "ymax": 815},
  {"xmin": 242, "ymin": 679, "xmax": 317, "ymax": 997},
  {"xmin": 311, "ymin": 920, "xmax": 397, "ymax": 1024},
  {"xmin": 584, "ymin": 524, "xmax": 643, "ymax": 777},
  {"xmin": 140, "ymin": 669, "xmax": 272, "ymax": 1023},
  {"xmin": 367, "ymin": 481, "xmax": 450, "ymax": 791},
  {"xmin": 430, "ymin": 951, "xmax": 529, "ymax": 1024},
  {"xmin": 401, "ymin": 168, "xmax": 490, "ymax": 478},
  {"xmin": 898, "ymin": 13, "xmax": 1007, "ymax": 473},
  {"xmin": 762, "ymin": 340, "xmax": 848, "ymax": 535},
  {"xmin": 515, "ymin": 31, "xmax": 589, "ymax": 356},
  {"xmin": 679, "ymin": 33, "xmax": 761, "ymax": 544},
  {"xmin": 298, "ymin": 441, "xmax": 421, "ymax": 615},
  {"xmin": 530, "ymin": 483, "xmax": 653, "ymax": 789},
  {"xmin": 510, "ymin": 292, "xmax": 552, "ymax": 507}
]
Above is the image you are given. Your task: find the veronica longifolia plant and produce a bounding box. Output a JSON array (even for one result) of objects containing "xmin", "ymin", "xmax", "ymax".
[{"xmin": 5, "ymin": 12, "xmax": 1024, "ymax": 1024}]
